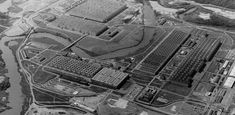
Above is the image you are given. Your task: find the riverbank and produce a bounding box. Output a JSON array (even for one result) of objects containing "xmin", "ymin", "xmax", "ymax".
[
  {"xmin": 6, "ymin": 38, "xmax": 32, "ymax": 115},
  {"xmin": 0, "ymin": 35, "xmax": 31, "ymax": 115},
  {"xmin": 0, "ymin": 36, "xmax": 12, "ymax": 113},
  {"xmin": 154, "ymin": 0, "xmax": 235, "ymax": 31}
]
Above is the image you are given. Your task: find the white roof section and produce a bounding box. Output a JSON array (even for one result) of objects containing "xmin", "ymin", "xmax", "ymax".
[
  {"xmin": 229, "ymin": 65, "xmax": 235, "ymax": 77},
  {"xmin": 224, "ymin": 77, "xmax": 235, "ymax": 88}
]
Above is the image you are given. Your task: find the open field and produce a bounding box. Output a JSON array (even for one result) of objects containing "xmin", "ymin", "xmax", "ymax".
[
  {"xmin": 34, "ymin": 26, "xmax": 83, "ymax": 42},
  {"xmin": 190, "ymin": 82, "xmax": 216, "ymax": 102},
  {"xmin": 33, "ymin": 88, "xmax": 54, "ymax": 102},
  {"xmin": 95, "ymin": 26, "xmax": 157, "ymax": 59},
  {"xmin": 73, "ymin": 25, "xmax": 171, "ymax": 61},
  {"xmin": 163, "ymin": 82, "xmax": 194, "ymax": 96},
  {"xmin": 32, "ymin": 67, "xmax": 57, "ymax": 84},
  {"xmin": 151, "ymin": 91, "xmax": 184, "ymax": 107},
  {"xmin": 33, "ymin": 87, "xmax": 70, "ymax": 103},
  {"xmin": 99, "ymin": 94, "xmax": 166, "ymax": 115},
  {"xmin": 30, "ymin": 33, "xmax": 70, "ymax": 50},
  {"xmin": 75, "ymin": 25, "xmax": 141, "ymax": 56}
]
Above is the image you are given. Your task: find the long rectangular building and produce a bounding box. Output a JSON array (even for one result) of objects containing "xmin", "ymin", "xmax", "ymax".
[
  {"xmin": 51, "ymin": 15, "xmax": 108, "ymax": 36},
  {"xmin": 46, "ymin": 55, "xmax": 102, "ymax": 78},
  {"xmin": 137, "ymin": 29, "xmax": 190, "ymax": 75},
  {"xmin": 68, "ymin": 0, "xmax": 127, "ymax": 22},
  {"xmin": 170, "ymin": 38, "xmax": 221, "ymax": 87}
]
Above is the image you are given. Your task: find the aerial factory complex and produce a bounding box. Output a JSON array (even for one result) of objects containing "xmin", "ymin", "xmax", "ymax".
[{"xmin": 2, "ymin": 0, "xmax": 235, "ymax": 115}]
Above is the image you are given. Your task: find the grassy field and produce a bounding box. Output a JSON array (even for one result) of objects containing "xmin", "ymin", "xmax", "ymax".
[
  {"xmin": 207, "ymin": 61, "xmax": 221, "ymax": 73},
  {"xmin": 77, "ymin": 25, "xmax": 142, "ymax": 56},
  {"xmin": 163, "ymin": 82, "xmax": 193, "ymax": 96},
  {"xmin": 33, "ymin": 88, "xmax": 54, "ymax": 102},
  {"xmin": 151, "ymin": 91, "xmax": 184, "ymax": 107},
  {"xmin": 75, "ymin": 26, "xmax": 168, "ymax": 60},
  {"xmin": 32, "ymin": 67, "xmax": 57, "ymax": 84},
  {"xmin": 34, "ymin": 27, "xmax": 82, "ymax": 42},
  {"xmin": 30, "ymin": 33, "xmax": 69, "ymax": 50},
  {"xmin": 99, "ymin": 94, "xmax": 166, "ymax": 115},
  {"xmin": 33, "ymin": 87, "xmax": 70, "ymax": 103},
  {"xmin": 190, "ymin": 82, "xmax": 216, "ymax": 102},
  {"xmin": 96, "ymin": 26, "xmax": 156, "ymax": 59}
]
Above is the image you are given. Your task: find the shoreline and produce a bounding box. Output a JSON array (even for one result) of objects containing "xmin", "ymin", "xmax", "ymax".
[
  {"xmin": 0, "ymin": 35, "xmax": 11, "ymax": 113},
  {"xmin": 5, "ymin": 38, "xmax": 33, "ymax": 115}
]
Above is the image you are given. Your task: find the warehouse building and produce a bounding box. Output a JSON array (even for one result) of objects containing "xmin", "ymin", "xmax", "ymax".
[
  {"xmin": 223, "ymin": 77, "xmax": 235, "ymax": 88},
  {"xmin": 68, "ymin": 0, "xmax": 127, "ymax": 23},
  {"xmin": 91, "ymin": 68, "xmax": 129, "ymax": 89},
  {"xmin": 51, "ymin": 15, "xmax": 108, "ymax": 36},
  {"xmin": 47, "ymin": 55, "xmax": 102, "ymax": 78}
]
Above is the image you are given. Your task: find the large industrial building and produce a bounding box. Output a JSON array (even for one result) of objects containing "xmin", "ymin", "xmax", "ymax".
[
  {"xmin": 91, "ymin": 68, "xmax": 129, "ymax": 89},
  {"xmin": 170, "ymin": 37, "xmax": 221, "ymax": 87},
  {"xmin": 46, "ymin": 55, "xmax": 102, "ymax": 78},
  {"xmin": 136, "ymin": 29, "xmax": 190, "ymax": 75},
  {"xmin": 51, "ymin": 15, "xmax": 108, "ymax": 36},
  {"xmin": 54, "ymin": 0, "xmax": 87, "ymax": 13},
  {"xmin": 45, "ymin": 55, "xmax": 129, "ymax": 89},
  {"xmin": 68, "ymin": 0, "xmax": 127, "ymax": 23}
]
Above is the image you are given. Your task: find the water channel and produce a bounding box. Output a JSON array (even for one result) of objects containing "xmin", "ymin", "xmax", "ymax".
[{"xmin": 0, "ymin": 36, "xmax": 25, "ymax": 115}]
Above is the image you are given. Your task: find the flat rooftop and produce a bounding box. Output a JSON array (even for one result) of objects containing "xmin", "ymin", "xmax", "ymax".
[
  {"xmin": 68, "ymin": 0, "xmax": 127, "ymax": 22},
  {"xmin": 50, "ymin": 15, "xmax": 108, "ymax": 35}
]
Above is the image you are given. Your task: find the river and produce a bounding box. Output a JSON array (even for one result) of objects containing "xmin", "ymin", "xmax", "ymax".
[{"xmin": 0, "ymin": 36, "xmax": 25, "ymax": 115}]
